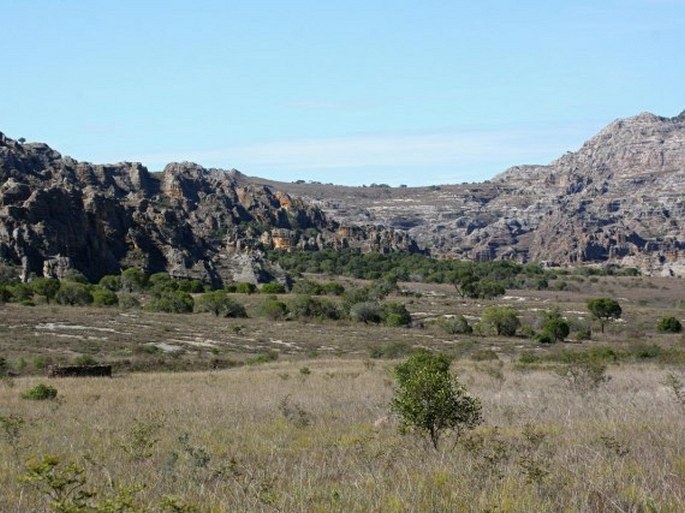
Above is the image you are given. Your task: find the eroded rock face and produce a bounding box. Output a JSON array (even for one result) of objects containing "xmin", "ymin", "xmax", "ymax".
[
  {"xmin": 0, "ymin": 134, "xmax": 418, "ymax": 284},
  {"xmin": 255, "ymin": 111, "xmax": 685, "ymax": 275}
]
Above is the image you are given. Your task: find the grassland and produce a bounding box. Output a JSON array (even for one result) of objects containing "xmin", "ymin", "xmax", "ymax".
[{"xmin": 0, "ymin": 273, "xmax": 684, "ymax": 511}]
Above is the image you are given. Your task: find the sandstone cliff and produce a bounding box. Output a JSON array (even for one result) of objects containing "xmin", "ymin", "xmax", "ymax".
[
  {"xmin": 0, "ymin": 133, "xmax": 417, "ymax": 284},
  {"xmin": 258, "ymin": 111, "xmax": 685, "ymax": 276}
]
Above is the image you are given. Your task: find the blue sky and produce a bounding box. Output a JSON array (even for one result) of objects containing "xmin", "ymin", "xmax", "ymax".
[{"xmin": 1, "ymin": 0, "xmax": 683, "ymax": 185}]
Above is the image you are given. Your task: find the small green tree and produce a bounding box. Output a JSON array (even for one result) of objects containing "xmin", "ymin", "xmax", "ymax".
[
  {"xmin": 195, "ymin": 291, "xmax": 247, "ymax": 318},
  {"xmin": 481, "ymin": 306, "xmax": 520, "ymax": 336},
  {"xmin": 657, "ymin": 316, "xmax": 682, "ymax": 333},
  {"xmin": 537, "ymin": 309, "xmax": 570, "ymax": 343},
  {"xmin": 586, "ymin": 298, "xmax": 622, "ymax": 334},
  {"xmin": 391, "ymin": 351, "xmax": 482, "ymax": 449},
  {"xmin": 31, "ymin": 278, "xmax": 60, "ymax": 303},
  {"xmin": 55, "ymin": 282, "xmax": 93, "ymax": 306}
]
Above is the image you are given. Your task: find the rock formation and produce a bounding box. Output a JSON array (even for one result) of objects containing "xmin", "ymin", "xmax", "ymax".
[
  {"xmin": 0, "ymin": 133, "xmax": 418, "ymax": 285},
  {"xmin": 257, "ymin": 111, "xmax": 685, "ymax": 276}
]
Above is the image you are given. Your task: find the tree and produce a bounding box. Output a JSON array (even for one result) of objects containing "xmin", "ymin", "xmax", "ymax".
[
  {"xmin": 391, "ymin": 351, "xmax": 482, "ymax": 449},
  {"xmin": 195, "ymin": 291, "xmax": 247, "ymax": 318},
  {"xmin": 31, "ymin": 278, "xmax": 60, "ymax": 303},
  {"xmin": 657, "ymin": 316, "xmax": 682, "ymax": 333},
  {"xmin": 481, "ymin": 306, "xmax": 520, "ymax": 336},
  {"xmin": 55, "ymin": 282, "xmax": 93, "ymax": 306},
  {"xmin": 537, "ymin": 309, "xmax": 570, "ymax": 343},
  {"xmin": 586, "ymin": 298, "xmax": 622, "ymax": 334}
]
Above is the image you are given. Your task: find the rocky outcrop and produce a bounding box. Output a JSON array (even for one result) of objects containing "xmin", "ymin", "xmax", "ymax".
[
  {"xmin": 256, "ymin": 111, "xmax": 685, "ymax": 276},
  {"xmin": 0, "ymin": 133, "xmax": 419, "ymax": 285}
]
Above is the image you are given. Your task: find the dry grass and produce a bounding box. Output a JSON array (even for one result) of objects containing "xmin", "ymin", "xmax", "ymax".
[{"xmin": 1, "ymin": 359, "xmax": 685, "ymax": 512}]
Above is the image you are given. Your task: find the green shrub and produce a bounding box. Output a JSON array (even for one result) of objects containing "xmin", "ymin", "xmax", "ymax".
[
  {"xmin": 291, "ymin": 279, "xmax": 323, "ymax": 295},
  {"xmin": 195, "ymin": 291, "xmax": 247, "ymax": 318},
  {"xmin": 92, "ymin": 287, "xmax": 119, "ymax": 306},
  {"xmin": 118, "ymin": 293, "xmax": 140, "ymax": 310},
  {"xmin": 657, "ymin": 316, "xmax": 682, "ymax": 333},
  {"xmin": 350, "ymin": 302, "xmax": 383, "ymax": 324},
  {"xmin": 321, "ymin": 281, "xmax": 345, "ymax": 295},
  {"xmin": 261, "ymin": 282, "xmax": 286, "ymax": 294},
  {"xmin": 289, "ymin": 295, "xmax": 341, "ymax": 320},
  {"xmin": 120, "ymin": 268, "xmax": 147, "ymax": 292},
  {"xmin": 391, "ymin": 351, "xmax": 482, "ymax": 449},
  {"xmin": 98, "ymin": 274, "xmax": 121, "ymax": 291},
  {"xmin": 31, "ymin": 278, "xmax": 60, "ymax": 303},
  {"xmin": 481, "ymin": 307, "xmax": 520, "ymax": 336},
  {"xmin": 177, "ymin": 278, "xmax": 205, "ymax": 293},
  {"xmin": 21, "ymin": 383, "xmax": 58, "ymax": 401},
  {"xmin": 260, "ymin": 297, "xmax": 289, "ymax": 320},
  {"xmin": 9, "ymin": 283, "xmax": 33, "ymax": 302},
  {"xmin": 383, "ymin": 302, "xmax": 412, "ymax": 326},
  {"xmin": 247, "ymin": 352, "xmax": 279, "ymax": 365},
  {"xmin": 55, "ymin": 282, "xmax": 93, "ymax": 306},
  {"xmin": 0, "ymin": 285, "xmax": 11, "ymax": 303},
  {"xmin": 145, "ymin": 290, "xmax": 194, "ymax": 313},
  {"xmin": 441, "ymin": 316, "xmax": 473, "ymax": 335},
  {"xmin": 235, "ymin": 282, "xmax": 257, "ymax": 294},
  {"xmin": 538, "ymin": 316, "xmax": 570, "ymax": 343}
]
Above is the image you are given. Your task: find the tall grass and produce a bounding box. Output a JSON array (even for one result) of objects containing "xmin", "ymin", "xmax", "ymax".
[{"xmin": 1, "ymin": 359, "xmax": 684, "ymax": 512}]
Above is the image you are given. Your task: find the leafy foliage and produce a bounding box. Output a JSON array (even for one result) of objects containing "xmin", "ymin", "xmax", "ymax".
[
  {"xmin": 55, "ymin": 282, "xmax": 94, "ymax": 306},
  {"xmin": 21, "ymin": 383, "xmax": 58, "ymax": 401},
  {"xmin": 586, "ymin": 298, "xmax": 622, "ymax": 333},
  {"xmin": 657, "ymin": 316, "xmax": 682, "ymax": 333},
  {"xmin": 195, "ymin": 291, "xmax": 247, "ymax": 318},
  {"xmin": 391, "ymin": 351, "xmax": 482, "ymax": 449},
  {"xmin": 481, "ymin": 307, "xmax": 520, "ymax": 336}
]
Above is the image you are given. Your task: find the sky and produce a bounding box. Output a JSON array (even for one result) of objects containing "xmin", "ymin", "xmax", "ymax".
[{"xmin": 1, "ymin": 0, "xmax": 683, "ymax": 186}]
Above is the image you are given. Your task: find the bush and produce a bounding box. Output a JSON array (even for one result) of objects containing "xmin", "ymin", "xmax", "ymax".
[
  {"xmin": 261, "ymin": 282, "xmax": 286, "ymax": 294},
  {"xmin": 383, "ymin": 302, "xmax": 412, "ymax": 326},
  {"xmin": 55, "ymin": 282, "xmax": 93, "ymax": 306},
  {"xmin": 120, "ymin": 268, "xmax": 147, "ymax": 292},
  {"xmin": 441, "ymin": 316, "xmax": 473, "ymax": 335},
  {"xmin": 21, "ymin": 383, "xmax": 58, "ymax": 400},
  {"xmin": 321, "ymin": 281, "xmax": 345, "ymax": 295},
  {"xmin": 118, "ymin": 293, "xmax": 140, "ymax": 310},
  {"xmin": 481, "ymin": 307, "xmax": 520, "ymax": 336},
  {"xmin": 31, "ymin": 278, "xmax": 60, "ymax": 303},
  {"xmin": 98, "ymin": 275, "xmax": 121, "ymax": 291},
  {"xmin": 235, "ymin": 282, "xmax": 257, "ymax": 294},
  {"xmin": 391, "ymin": 351, "xmax": 482, "ymax": 449},
  {"xmin": 195, "ymin": 291, "xmax": 247, "ymax": 318},
  {"xmin": 177, "ymin": 279, "xmax": 205, "ymax": 293},
  {"xmin": 92, "ymin": 288, "xmax": 119, "ymax": 306},
  {"xmin": 350, "ymin": 302, "xmax": 383, "ymax": 324},
  {"xmin": 145, "ymin": 291, "xmax": 194, "ymax": 313},
  {"xmin": 260, "ymin": 297, "xmax": 289, "ymax": 320},
  {"xmin": 657, "ymin": 316, "xmax": 682, "ymax": 333},
  {"xmin": 538, "ymin": 313, "xmax": 570, "ymax": 343},
  {"xmin": 289, "ymin": 295, "xmax": 341, "ymax": 320},
  {"xmin": 291, "ymin": 279, "xmax": 323, "ymax": 295}
]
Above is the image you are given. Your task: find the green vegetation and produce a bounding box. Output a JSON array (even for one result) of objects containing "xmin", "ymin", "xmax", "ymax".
[
  {"xmin": 391, "ymin": 351, "xmax": 482, "ymax": 449},
  {"xmin": 21, "ymin": 383, "xmax": 58, "ymax": 401},
  {"xmin": 657, "ymin": 316, "xmax": 682, "ymax": 333},
  {"xmin": 480, "ymin": 307, "xmax": 520, "ymax": 336},
  {"xmin": 587, "ymin": 298, "xmax": 622, "ymax": 333}
]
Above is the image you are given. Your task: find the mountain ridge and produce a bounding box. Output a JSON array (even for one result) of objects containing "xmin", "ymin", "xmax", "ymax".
[{"xmin": 1, "ymin": 109, "xmax": 684, "ymax": 280}]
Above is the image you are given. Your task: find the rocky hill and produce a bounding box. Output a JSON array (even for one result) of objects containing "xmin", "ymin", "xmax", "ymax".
[
  {"xmin": 255, "ymin": 111, "xmax": 685, "ymax": 276},
  {"xmin": 0, "ymin": 133, "xmax": 417, "ymax": 285},
  {"xmin": 2, "ymin": 110, "xmax": 684, "ymax": 281}
]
